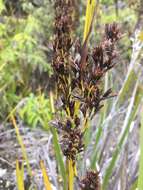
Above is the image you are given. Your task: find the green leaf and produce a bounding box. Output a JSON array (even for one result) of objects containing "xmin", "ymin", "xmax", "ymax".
[
  {"xmin": 117, "ymin": 69, "xmax": 137, "ymax": 105},
  {"xmin": 102, "ymin": 82, "xmax": 140, "ymax": 190},
  {"xmin": 49, "ymin": 91, "xmax": 67, "ymax": 190},
  {"xmin": 11, "ymin": 116, "xmax": 32, "ymax": 177},
  {"xmin": 0, "ymin": 0, "xmax": 5, "ymax": 13},
  {"xmin": 138, "ymin": 102, "xmax": 143, "ymax": 190},
  {"xmin": 50, "ymin": 127, "xmax": 67, "ymax": 190}
]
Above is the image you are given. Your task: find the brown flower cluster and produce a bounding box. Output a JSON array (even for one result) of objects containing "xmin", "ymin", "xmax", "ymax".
[
  {"xmin": 53, "ymin": 0, "xmax": 75, "ymax": 74},
  {"xmin": 54, "ymin": 23, "xmax": 121, "ymax": 119},
  {"xmin": 57, "ymin": 119, "xmax": 84, "ymax": 161},
  {"xmin": 52, "ymin": 1, "xmax": 121, "ymax": 180},
  {"xmin": 79, "ymin": 171, "xmax": 100, "ymax": 190},
  {"xmin": 52, "ymin": 0, "xmax": 86, "ymax": 165}
]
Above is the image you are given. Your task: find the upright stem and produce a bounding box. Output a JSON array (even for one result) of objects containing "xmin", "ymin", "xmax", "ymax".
[
  {"xmin": 49, "ymin": 91, "xmax": 67, "ymax": 190},
  {"xmin": 67, "ymin": 159, "xmax": 74, "ymax": 190},
  {"xmin": 53, "ymin": 1, "xmax": 76, "ymax": 189}
]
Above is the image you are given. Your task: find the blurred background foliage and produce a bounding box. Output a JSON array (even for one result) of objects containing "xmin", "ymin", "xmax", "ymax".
[
  {"xmin": 0, "ymin": 0, "xmax": 53, "ymax": 120},
  {"xmin": 18, "ymin": 93, "xmax": 52, "ymax": 129}
]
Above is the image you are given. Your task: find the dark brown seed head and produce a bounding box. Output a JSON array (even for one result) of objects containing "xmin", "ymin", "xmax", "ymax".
[
  {"xmin": 61, "ymin": 127, "xmax": 84, "ymax": 161},
  {"xmin": 105, "ymin": 23, "xmax": 121, "ymax": 42},
  {"xmin": 79, "ymin": 171, "xmax": 101, "ymax": 190}
]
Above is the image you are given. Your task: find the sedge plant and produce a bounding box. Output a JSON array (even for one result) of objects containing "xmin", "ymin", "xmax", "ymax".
[
  {"xmin": 50, "ymin": 0, "xmax": 121, "ymax": 189},
  {"xmin": 13, "ymin": 0, "xmax": 123, "ymax": 189}
]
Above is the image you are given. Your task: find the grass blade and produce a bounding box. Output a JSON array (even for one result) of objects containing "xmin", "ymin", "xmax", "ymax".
[
  {"xmin": 67, "ymin": 159, "xmax": 74, "ymax": 190},
  {"xmin": 49, "ymin": 91, "xmax": 67, "ymax": 190},
  {"xmin": 0, "ymin": 0, "xmax": 5, "ymax": 13},
  {"xmin": 130, "ymin": 179, "xmax": 138, "ymax": 190},
  {"xmin": 102, "ymin": 82, "xmax": 140, "ymax": 190},
  {"xmin": 117, "ymin": 69, "xmax": 137, "ymax": 105},
  {"xmin": 40, "ymin": 160, "xmax": 52, "ymax": 190},
  {"xmin": 138, "ymin": 104, "xmax": 143, "ymax": 190},
  {"xmin": 83, "ymin": 0, "xmax": 96, "ymax": 42},
  {"xmin": 16, "ymin": 160, "xmax": 25, "ymax": 190},
  {"xmin": 50, "ymin": 127, "xmax": 67, "ymax": 190},
  {"xmin": 11, "ymin": 115, "xmax": 32, "ymax": 177}
]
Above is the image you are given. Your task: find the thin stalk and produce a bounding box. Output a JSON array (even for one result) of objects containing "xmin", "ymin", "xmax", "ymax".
[
  {"xmin": 49, "ymin": 91, "xmax": 67, "ymax": 190},
  {"xmin": 40, "ymin": 160, "xmax": 52, "ymax": 190},
  {"xmin": 138, "ymin": 104, "xmax": 143, "ymax": 189},
  {"xmin": 16, "ymin": 160, "xmax": 25, "ymax": 190},
  {"xmin": 67, "ymin": 159, "xmax": 74, "ymax": 190},
  {"xmin": 11, "ymin": 115, "xmax": 32, "ymax": 177}
]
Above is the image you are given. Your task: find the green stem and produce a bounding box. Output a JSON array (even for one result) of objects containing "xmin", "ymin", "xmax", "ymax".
[{"xmin": 49, "ymin": 91, "xmax": 67, "ymax": 190}]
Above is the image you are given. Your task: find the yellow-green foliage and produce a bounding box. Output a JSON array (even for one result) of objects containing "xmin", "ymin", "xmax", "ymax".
[
  {"xmin": 19, "ymin": 93, "xmax": 52, "ymax": 129},
  {"xmin": 0, "ymin": 0, "xmax": 52, "ymax": 119}
]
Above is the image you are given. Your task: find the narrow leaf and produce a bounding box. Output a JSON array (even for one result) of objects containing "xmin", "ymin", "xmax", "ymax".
[
  {"xmin": 102, "ymin": 82, "xmax": 139, "ymax": 190},
  {"xmin": 40, "ymin": 160, "xmax": 52, "ymax": 190},
  {"xmin": 138, "ymin": 105, "xmax": 143, "ymax": 189},
  {"xmin": 80, "ymin": 0, "xmax": 96, "ymax": 70},
  {"xmin": 50, "ymin": 127, "xmax": 67, "ymax": 190},
  {"xmin": 67, "ymin": 159, "xmax": 74, "ymax": 190},
  {"xmin": 49, "ymin": 91, "xmax": 67, "ymax": 190},
  {"xmin": 11, "ymin": 116, "xmax": 32, "ymax": 177},
  {"xmin": 83, "ymin": 0, "xmax": 96, "ymax": 42},
  {"xmin": 16, "ymin": 160, "xmax": 25, "ymax": 190}
]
